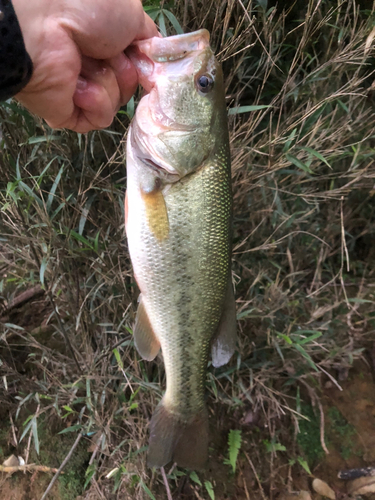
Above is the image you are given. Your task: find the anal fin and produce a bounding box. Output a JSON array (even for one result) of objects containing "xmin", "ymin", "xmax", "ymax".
[
  {"xmin": 211, "ymin": 278, "xmax": 237, "ymax": 368},
  {"xmin": 134, "ymin": 296, "xmax": 160, "ymax": 361}
]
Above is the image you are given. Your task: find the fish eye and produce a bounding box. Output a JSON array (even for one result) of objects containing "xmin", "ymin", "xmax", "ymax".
[{"xmin": 196, "ymin": 74, "xmax": 214, "ymax": 94}]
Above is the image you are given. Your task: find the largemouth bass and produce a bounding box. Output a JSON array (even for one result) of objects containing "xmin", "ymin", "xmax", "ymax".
[{"xmin": 126, "ymin": 30, "xmax": 237, "ymax": 469}]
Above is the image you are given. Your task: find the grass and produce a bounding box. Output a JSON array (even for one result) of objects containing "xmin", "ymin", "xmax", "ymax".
[{"xmin": 1, "ymin": 0, "xmax": 375, "ymax": 498}]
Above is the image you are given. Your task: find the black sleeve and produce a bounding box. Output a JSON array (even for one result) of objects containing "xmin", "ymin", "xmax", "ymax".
[{"xmin": 0, "ymin": 0, "xmax": 33, "ymax": 101}]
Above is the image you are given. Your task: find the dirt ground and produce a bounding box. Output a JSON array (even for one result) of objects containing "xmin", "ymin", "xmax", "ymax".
[{"xmin": 0, "ymin": 358, "xmax": 374, "ymax": 500}]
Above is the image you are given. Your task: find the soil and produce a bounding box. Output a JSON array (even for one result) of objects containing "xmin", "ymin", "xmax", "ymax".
[
  {"xmin": 0, "ymin": 475, "xmax": 61, "ymax": 500},
  {"xmin": 1, "ymin": 289, "xmax": 375, "ymax": 500},
  {"xmin": 2, "ymin": 363, "xmax": 374, "ymax": 500}
]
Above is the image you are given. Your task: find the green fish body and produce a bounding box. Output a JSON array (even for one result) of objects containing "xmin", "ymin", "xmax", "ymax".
[{"xmin": 126, "ymin": 30, "xmax": 236, "ymax": 469}]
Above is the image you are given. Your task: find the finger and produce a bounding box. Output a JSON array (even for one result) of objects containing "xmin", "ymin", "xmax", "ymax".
[
  {"xmin": 136, "ymin": 11, "xmax": 160, "ymax": 41},
  {"xmin": 108, "ymin": 53, "xmax": 138, "ymax": 106},
  {"xmin": 62, "ymin": 0, "xmax": 159, "ymax": 59},
  {"xmin": 71, "ymin": 56, "xmax": 120, "ymax": 131}
]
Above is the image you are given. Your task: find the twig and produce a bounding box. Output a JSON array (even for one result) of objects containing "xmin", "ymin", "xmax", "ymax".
[
  {"xmin": 317, "ymin": 399, "xmax": 329, "ymax": 455},
  {"xmin": 0, "ymin": 286, "xmax": 44, "ymax": 316},
  {"xmin": 0, "ymin": 464, "xmax": 61, "ymax": 474},
  {"xmin": 241, "ymin": 469, "xmax": 251, "ymax": 500},
  {"xmin": 161, "ymin": 466, "xmax": 173, "ymax": 500},
  {"xmin": 9, "ymin": 414, "xmax": 18, "ymax": 447},
  {"xmin": 245, "ymin": 451, "xmax": 268, "ymax": 500},
  {"xmin": 40, "ymin": 432, "xmax": 83, "ymax": 500}
]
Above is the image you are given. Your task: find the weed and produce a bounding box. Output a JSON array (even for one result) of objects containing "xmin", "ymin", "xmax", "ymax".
[
  {"xmin": 297, "ymin": 403, "xmax": 325, "ymax": 466},
  {"xmin": 327, "ymin": 406, "xmax": 360, "ymax": 461},
  {"xmin": 224, "ymin": 429, "xmax": 242, "ymax": 474}
]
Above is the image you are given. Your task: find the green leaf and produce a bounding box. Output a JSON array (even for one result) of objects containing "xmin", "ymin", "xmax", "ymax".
[
  {"xmin": 190, "ymin": 471, "xmax": 202, "ymax": 486},
  {"xmin": 69, "ymin": 230, "xmax": 94, "ymax": 251},
  {"xmin": 227, "ymin": 429, "xmax": 242, "ymax": 474},
  {"xmin": 282, "ymin": 128, "xmax": 297, "ymax": 152},
  {"xmin": 19, "ymin": 181, "xmax": 44, "ymax": 207},
  {"xmin": 204, "ymin": 480, "xmax": 215, "ymax": 500},
  {"xmin": 278, "ymin": 333, "xmax": 292, "ymax": 345},
  {"xmin": 158, "ymin": 11, "xmax": 167, "ymax": 36},
  {"xmin": 286, "ymin": 154, "xmax": 313, "ymax": 174},
  {"xmin": 294, "ymin": 344, "xmax": 319, "ymax": 371},
  {"xmin": 46, "ymin": 164, "xmax": 64, "ymax": 212},
  {"xmin": 39, "ymin": 256, "xmax": 48, "ymax": 286},
  {"xmin": 299, "ymin": 146, "xmax": 332, "ymax": 169},
  {"xmin": 264, "ymin": 439, "xmax": 286, "ymax": 453},
  {"xmin": 126, "ymin": 96, "xmax": 135, "ymax": 118},
  {"xmin": 84, "ymin": 463, "xmax": 97, "ymax": 489},
  {"xmin": 297, "ymin": 457, "xmax": 312, "ymax": 475},
  {"xmin": 228, "ymin": 105, "xmax": 271, "ymax": 115},
  {"xmin": 24, "ymin": 135, "xmax": 61, "ymax": 145},
  {"xmin": 162, "ymin": 9, "xmax": 183, "ymax": 34},
  {"xmin": 58, "ymin": 425, "xmax": 83, "ymax": 434},
  {"xmin": 113, "ymin": 348, "xmax": 124, "ymax": 370},
  {"xmin": 31, "ymin": 416, "xmax": 40, "ymax": 455},
  {"xmin": 140, "ymin": 480, "xmax": 156, "ymax": 500},
  {"xmin": 19, "ymin": 420, "xmax": 33, "ymax": 443},
  {"xmin": 294, "ymin": 332, "xmax": 322, "ymax": 345},
  {"xmin": 79, "ymin": 194, "xmax": 95, "ymax": 235},
  {"xmin": 4, "ymin": 323, "xmax": 24, "ymax": 330}
]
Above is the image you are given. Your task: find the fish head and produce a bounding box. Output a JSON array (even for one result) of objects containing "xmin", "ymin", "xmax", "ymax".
[{"xmin": 127, "ymin": 30, "xmax": 227, "ymax": 180}]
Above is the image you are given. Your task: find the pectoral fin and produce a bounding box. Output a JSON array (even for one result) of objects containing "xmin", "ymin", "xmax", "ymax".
[
  {"xmin": 141, "ymin": 186, "xmax": 169, "ymax": 241},
  {"xmin": 211, "ymin": 279, "xmax": 237, "ymax": 368},
  {"xmin": 134, "ymin": 297, "xmax": 160, "ymax": 361}
]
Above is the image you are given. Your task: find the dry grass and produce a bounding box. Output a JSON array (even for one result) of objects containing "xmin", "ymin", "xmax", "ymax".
[{"xmin": 1, "ymin": 0, "xmax": 375, "ymax": 499}]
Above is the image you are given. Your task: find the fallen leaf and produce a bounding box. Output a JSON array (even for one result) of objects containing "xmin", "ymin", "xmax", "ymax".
[
  {"xmin": 279, "ymin": 491, "xmax": 312, "ymax": 500},
  {"xmin": 312, "ymin": 478, "xmax": 336, "ymax": 500},
  {"xmin": 2, "ymin": 455, "xmax": 19, "ymax": 467},
  {"xmin": 347, "ymin": 476, "xmax": 375, "ymax": 496}
]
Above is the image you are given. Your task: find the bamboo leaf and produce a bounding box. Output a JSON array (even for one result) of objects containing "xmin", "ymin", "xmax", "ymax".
[
  {"xmin": 162, "ymin": 9, "xmax": 184, "ymax": 34},
  {"xmin": 286, "ymin": 154, "xmax": 313, "ymax": 174},
  {"xmin": 47, "ymin": 164, "xmax": 64, "ymax": 212},
  {"xmin": 140, "ymin": 480, "xmax": 156, "ymax": 500},
  {"xmin": 300, "ymin": 146, "xmax": 332, "ymax": 169},
  {"xmin": 228, "ymin": 105, "xmax": 271, "ymax": 115},
  {"xmin": 31, "ymin": 416, "xmax": 40, "ymax": 455}
]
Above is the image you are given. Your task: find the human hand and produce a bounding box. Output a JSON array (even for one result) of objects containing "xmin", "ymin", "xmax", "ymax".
[{"xmin": 13, "ymin": 0, "xmax": 158, "ymax": 133}]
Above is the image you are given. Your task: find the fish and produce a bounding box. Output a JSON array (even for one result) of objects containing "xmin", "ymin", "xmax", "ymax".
[{"xmin": 125, "ymin": 29, "xmax": 237, "ymax": 469}]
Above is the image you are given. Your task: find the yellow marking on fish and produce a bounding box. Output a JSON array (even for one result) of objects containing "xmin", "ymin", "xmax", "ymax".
[{"xmin": 141, "ymin": 188, "xmax": 169, "ymax": 241}]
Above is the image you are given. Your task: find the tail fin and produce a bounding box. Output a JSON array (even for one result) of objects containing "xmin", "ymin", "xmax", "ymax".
[{"xmin": 147, "ymin": 401, "xmax": 209, "ymax": 469}]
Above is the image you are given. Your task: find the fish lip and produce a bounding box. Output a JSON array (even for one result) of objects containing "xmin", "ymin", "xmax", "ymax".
[{"xmin": 129, "ymin": 29, "xmax": 210, "ymax": 63}]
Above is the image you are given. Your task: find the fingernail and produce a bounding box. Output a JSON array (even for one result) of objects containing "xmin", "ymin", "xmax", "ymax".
[{"xmin": 76, "ymin": 77, "xmax": 88, "ymax": 91}]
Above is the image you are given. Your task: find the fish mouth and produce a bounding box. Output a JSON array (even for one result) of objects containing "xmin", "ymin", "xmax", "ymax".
[
  {"xmin": 127, "ymin": 30, "xmax": 210, "ymax": 74},
  {"xmin": 127, "ymin": 30, "xmax": 210, "ymax": 131}
]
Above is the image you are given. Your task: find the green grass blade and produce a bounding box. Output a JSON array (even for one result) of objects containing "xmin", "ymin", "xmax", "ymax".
[{"xmin": 228, "ymin": 105, "xmax": 271, "ymax": 115}]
